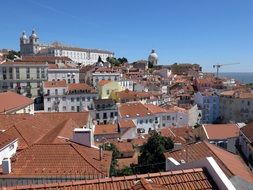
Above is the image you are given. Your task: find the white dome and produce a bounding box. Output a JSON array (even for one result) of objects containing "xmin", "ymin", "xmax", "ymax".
[
  {"xmin": 31, "ymin": 29, "xmax": 37, "ymax": 38},
  {"xmin": 148, "ymin": 49, "xmax": 158, "ymax": 60},
  {"xmin": 20, "ymin": 31, "xmax": 28, "ymax": 40}
]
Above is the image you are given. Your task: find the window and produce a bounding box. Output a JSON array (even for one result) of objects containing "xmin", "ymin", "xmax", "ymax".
[
  {"xmin": 63, "ymin": 106, "xmax": 66, "ymax": 111},
  {"xmin": 9, "ymin": 144, "xmax": 14, "ymax": 151},
  {"xmin": 36, "ymin": 68, "xmax": 40, "ymax": 78},
  {"xmin": 68, "ymin": 79, "xmax": 71, "ymax": 83},
  {"xmin": 107, "ymin": 89, "xmax": 110, "ymax": 95},
  {"xmin": 110, "ymin": 112, "xmax": 114, "ymax": 118},
  {"xmin": 103, "ymin": 113, "xmax": 107, "ymax": 119},
  {"xmin": 55, "ymin": 89, "xmax": 58, "ymax": 95},
  {"xmin": 77, "ymin": 106, "xmax": 80, "ymax": 112},
  {"xmin": 140, "ymin": 120, "xmax": 143, "ymax": 124},
  {"xmin": 47, "ymin": 98, "xmax": 51, "ymax": 102},
  {"xmin": 47, "ymin": 89, "xmax": 50, "ymax": 95},
  {"xmin": 73, "ymin": 79, "xmax": 75, "ymax": 83},
  {"xmin": 48, "ymin": 107, "xmax": 51, "ymax": 112},
  {"xmin": 63, "ymin": 89, "xmax": 66, "ymax": 94},
  {"xmin": 115, "ymin": 112, "xmax": 118, "ymax": 116},
  {"xmin": 26, "ymin": 67, "xmax": 30, "ymax": 79},
  {"xmin": 77, "ymin": 97, "xmax": 80, "ymax": 102},
  {"xmin": 71, "ymin": 98, "xmax": 74, "ymax": 102},
  {"xmin": 62, "ymin": 97, "xmax": 66, "ymax": 101},
  {"xmin": 96, "ymin": 113, "xmax": 100, "ymax": 119},
  {"xmin": 167, "ymin": 116, "xmax": 171, "ymax": 120},
  {"xmin": 82, "ymin": 97, "xmax": 86, "ymax": 101},
  {"xmin": 71, "ymin": 106, "xmax": 75, "ymax": 111}
]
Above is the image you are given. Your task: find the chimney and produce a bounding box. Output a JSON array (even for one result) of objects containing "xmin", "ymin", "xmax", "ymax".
[
  {"xmin": 72, "ymin": 128, "xmax": 93, "ymax": 147},
  {"xmin": 99, "ymin": 146, "xmax": 103, "ymax": 160},
  {"xmin": 2, "ymin": 158, "xmax": 11, "ymax": 174}
]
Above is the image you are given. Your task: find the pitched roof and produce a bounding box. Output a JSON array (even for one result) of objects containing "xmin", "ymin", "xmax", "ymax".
[
  {"xmin": 94, "ymin": 124, "xmax": 119, "ymax": 135},
  {"xmin": 164, "ymin": 141, "xmax": 253, "ymax": 183},
  {"xmin": 22, "ymin": 56, "xmax": 73, "ymax": 63},
  {"xmin": 0, "ymin": 132, "xmax": 17, "ymax": 150},
  {"xmin": 98, "ymin": 79, "xmax": 111, "ymax": 86},
  {"xmin": 0, "ymin": 92, "xmax": 33, "ymax": 114},
  {"xmin": 68, "ymin": 83, "xmax": 95, "ymax": 93},
  {"xmin": 43, "ymin": 80, "xmax": 67, "ymax": 88},
  {"xmin": 1, "ymin": 61, "xmax": 47, "ymax": 65},
  {"xmin": 241, "ymin": 122, "xmax": 253, "ymax": 143},
  {"xmin": 119, "ymin": 119, "xmax": 136, "ymax": 129},
  {"xmin": 160, "ymin": 126, "xmax": 194, "ymax": 144},
  {"xmin": 7, "ymin": 143, "xmax": 111, "ymax": 178},
  {"xmin": 7, "ymin": 168, "xmax": 217, "ymax": 190},
  {"xmin": 119, "ymin": 103, "xmax": 168, "ymax": 118},
  {"xmin": 0, "ymin": 112, "xmax": 90, "ymax": 150},
  {"xmin": 203, "ymin": 124, "xmax": 239, "ymax": 140},
  {"xmin": 112, "ymin": 141, "xmax": 134, "ymax": 153}
]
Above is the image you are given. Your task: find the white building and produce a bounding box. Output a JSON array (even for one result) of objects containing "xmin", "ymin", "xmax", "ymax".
[
  {"xmin": 20, "ymin": 30, "xmax": 114, "ymax": 66},
  {"xmin": 91, "ymin": 99, "xmax": 118, "ymax": 125},
  {"xmin": 43, "ymin": 80, "xmax": 97, "ymax": 112},
  {"xmin": 0, "ymin": 91, "xmax": 34, "ymax": 114},
  {"xmin": 0, "ymin": 132, "xmax": 18, "ymax": 166},
  {"xmin": 91, "ymin": 68, "xmax": 121, "ymax": 87},
  {"xmin": 48, "ymin": 63, "xmax": 79, "ymax": 84},
  {"xmin": 219, "ymin": 90, "xmax": 253, "ymax": 123},
  {"xmin": 0, "ymin": 61, "xmax": 47, "ymax": 97},
  {"xmin": 118, "ymin": 103, "xmax": 176, "ymax": 137}
]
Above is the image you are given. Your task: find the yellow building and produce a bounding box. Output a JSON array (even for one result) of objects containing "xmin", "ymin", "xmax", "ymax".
[{"xmin": 97, "ymin": 80, "xmax": 122, "ymax": 99}]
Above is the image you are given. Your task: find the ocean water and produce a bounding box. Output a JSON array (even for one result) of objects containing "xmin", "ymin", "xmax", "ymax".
[{"xmin": 219, "ymin": 72, "xmax": 253, "ymax": 84}]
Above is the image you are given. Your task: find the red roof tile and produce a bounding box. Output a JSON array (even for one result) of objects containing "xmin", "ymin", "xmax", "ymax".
[
  {"xmin": 0, "ymin": 92, "xmax": 33, "ymax": 114},
  {"xmin": 8, "ymin": 168, "xmax": 216, "ymax": 190},
  {"xmin": 6, "ymin": 143, "xmax": 111, "ymax": 178},
  {"xmin": 0, "ymin": 132, "xmax": 17, "ymax": 150},
  {"xmin": 94, "ymin": 124, "xmax": 119, "ymax": 135},
  {"xmin": 164, "ymin": 141, "xmax": 253, "ymax": 183},
  {"xmin": 43, "ymin": 80, "xmax": 67, "ymax": 88},
  {"xmin": 203, "ymin": 124, "xmax": 239, "ymax": 140}
]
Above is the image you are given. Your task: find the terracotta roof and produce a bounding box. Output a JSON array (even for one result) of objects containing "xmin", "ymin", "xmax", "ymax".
[
  {"xmin": 0, "ymin": 112, "xmax": 90, "ymax": 150},
  {"xmin": 119, "ymin": 119, "xmax": 136, "ymax": 129},
  {"xmin": 22, "ymin": 56, "xmax": 73, "ymax": 63},
  {"xmin": 0, "ymin": 92, "xmax": 33, "ymax": 114},
  {"xmin": 164, "ymin": 141, "xmax": 253, "ymax": 183},
  {"xmin": 94, "ymin": 124, "xmax": 119, "ymax": 135},
  {"xmin": 0, "ymin": 132, "xmax": 17, "ymax": 150},
  {"xmin": 119, "ymin": 103, "xmax": 151, "ymax": 117},
  {"xmin": 48, "ymin": 63, "xmax": 76, "ymax": 69},
  {"xmin": 43, "ymin": 80, "xmax": 67, "ymax": 88},
  {"xmin": 203, "ymin": 124, "xmax": 239, "ymax": 140},
  {"xmin": 68, "ymin": 83, "xmax": 95, "ymax": 93},
  {"xmin": 1, "ymin": 61, "xmax": 47, "ymax": 65},
  {"xmin": 7, "ymin": 168, "xmax": 216, "ymax": 190},
  {"xmin": 98, "ymin": 79, "xmax": 111, "ymax": 86},
  {"xmin": 5, "ymin": 143, "xmax": 111, "ymax": 178},
  {"xmin": 119, "ymin": 103, "xmax": 168, "ymax": 118},
  {"xmin": 113, "ymin": 141, "xmax": 134, "ymax": 153},
  {"xmin": 160, "ymin": 126, "xmax": 194, "ymax": 144},
  {"xmin": 144, "ymin": 104, "xmax": 168, "ymax": 114},
  {"xmin": 241, "ymin": 122, "xmax": 253, "ymax": 142}
]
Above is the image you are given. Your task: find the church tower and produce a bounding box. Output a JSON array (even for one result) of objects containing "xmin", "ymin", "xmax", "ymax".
[{"xmin": 20, "ymin": 29, "xmax": 40, "ymax": 55}]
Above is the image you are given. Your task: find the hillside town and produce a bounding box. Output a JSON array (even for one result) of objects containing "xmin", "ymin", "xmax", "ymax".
[{"xmin": 0, "ymin": 30, "xmax": 253, "ymax": 190}]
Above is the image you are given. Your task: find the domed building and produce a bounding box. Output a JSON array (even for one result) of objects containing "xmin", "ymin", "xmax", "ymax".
[{"xmin": 148, "ymin": 49, "xmax": 158, "ymax": 67}]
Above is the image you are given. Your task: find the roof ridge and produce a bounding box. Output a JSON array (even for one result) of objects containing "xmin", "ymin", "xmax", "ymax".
[
  {"xmin": 11, "ymin": 124, "xmax": 30, "ymax": 147},
  {"xmin": 70, "ymin": 143, "xmax": 104, "ymax": 175}
]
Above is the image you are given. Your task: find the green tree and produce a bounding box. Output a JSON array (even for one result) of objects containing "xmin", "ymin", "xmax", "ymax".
[
  {"xmin": 102, "ymin": 142, "xmax": 120, "ymax": 176},
  {"xmin": 97, "ymin": 55, "xmax": 103, "ymax": 63},
  {"xmin": 6, "ymin": 50, "xmax": 20, "ymax": 60},
  {"xmin": 138, "ymin": 131, "xmax": 174, "ymax": 173}
]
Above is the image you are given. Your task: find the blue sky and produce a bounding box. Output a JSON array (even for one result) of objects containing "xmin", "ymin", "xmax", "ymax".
[{"xmin": 0, "ymin": 0, "xmax": 253, "ymax": 72}]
